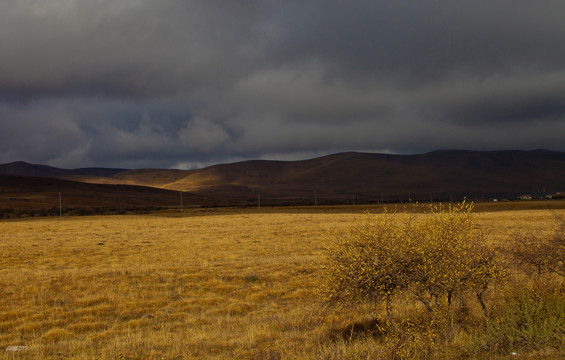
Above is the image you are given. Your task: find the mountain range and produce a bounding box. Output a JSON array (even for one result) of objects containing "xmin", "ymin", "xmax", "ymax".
[{"xmin": 1, "ymin": 149, "xmax": 565, "ymax": 211}]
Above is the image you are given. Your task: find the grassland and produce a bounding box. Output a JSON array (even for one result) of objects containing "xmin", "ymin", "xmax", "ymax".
[{"xmin": 0, "ymin": 204, "xmax": 564, "ymax": 359}]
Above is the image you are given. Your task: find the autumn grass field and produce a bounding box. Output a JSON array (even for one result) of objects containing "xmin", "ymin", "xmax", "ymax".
[{"xmin": 0, "ymin": 203, "xmax": 564, "ymax": 359}]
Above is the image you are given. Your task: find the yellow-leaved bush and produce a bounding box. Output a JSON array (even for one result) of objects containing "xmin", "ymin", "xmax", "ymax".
[{"xmin": 322, "ymin": 201, "xmax": 500, "ymax": 321}]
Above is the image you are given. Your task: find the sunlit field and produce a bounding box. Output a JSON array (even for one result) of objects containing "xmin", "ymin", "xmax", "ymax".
[{"xmin": 0, "ymin": 204, "xmax": 564, "ymax": 359}]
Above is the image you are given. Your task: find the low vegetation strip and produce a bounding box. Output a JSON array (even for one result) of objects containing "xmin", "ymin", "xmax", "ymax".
[{"xmin": 0, "ymin": 208, "xmax": 563, "ymax": 359}]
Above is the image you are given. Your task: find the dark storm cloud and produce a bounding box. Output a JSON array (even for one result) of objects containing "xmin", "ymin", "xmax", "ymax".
[
  {"xmin": 0, "ymin": 0, "xmax": 270, "ymax": 101},
  {"xmin": 272, "ymin": 1, "xmax": 565, "ymax": 84},
  {"xmin": 414, "ymin": 70, "xmax": 565, "ymax": 124},
  {"xmin": 1, "ymin": 1, "xmax": 564, "ymax": 168}
]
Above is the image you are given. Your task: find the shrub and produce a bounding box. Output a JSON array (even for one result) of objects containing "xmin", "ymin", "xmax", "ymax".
[
  {"xmin": 507, "ymin": 213, "xmax": 565, "ymax": 277},
  {"xmin": 321, "ymin": 201, "xmax": 500, "ymax": 322},
  {"xmin": 321, "ymin": 209, "xmax": 414, "ymax": 322},
  {"xmin": 407, "ymin": 202, "xmax": 499, "ymax": 315}
]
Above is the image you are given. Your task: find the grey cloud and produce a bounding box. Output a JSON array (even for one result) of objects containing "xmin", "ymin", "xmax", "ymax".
[
  {"xmin": 0, "ymin": 102, "xmax": 90, "ymax": 166},
  {"xmin": 0, "ymin": 1, "xmax": 564, "ymax": 168},
  {"xmin": 273, "ymin": 1, "xmax": 565, "ymax": 83},
  {"xmin": 413, "ymin": 71, "xmax": 565, "ymax": 125},
  {"xmin": 0, "ymin": 0, "xmax": 269, "ymax": 102},
  {"xmin": 178, "ymin": 117, "xmax": 230, "ymax": 152},
  {"xmin": 228, "ymin": 65, "xmax": 395, "ymax": 124}
]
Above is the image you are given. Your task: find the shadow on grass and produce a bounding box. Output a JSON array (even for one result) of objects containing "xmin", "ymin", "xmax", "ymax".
[{"xmin": 327, "ymin": 317, "xmax": 388, "ymax": 342}]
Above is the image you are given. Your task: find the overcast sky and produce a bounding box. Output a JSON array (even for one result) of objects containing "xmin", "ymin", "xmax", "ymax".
[{"xmin": 1, "ymin": 1, "xmax": 565, "ymax": 169}]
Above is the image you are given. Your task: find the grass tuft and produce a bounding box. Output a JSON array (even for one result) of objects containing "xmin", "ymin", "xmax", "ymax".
[{"xmin": 471, "ymin": 280, "xmax": 565, "ymax": 356}]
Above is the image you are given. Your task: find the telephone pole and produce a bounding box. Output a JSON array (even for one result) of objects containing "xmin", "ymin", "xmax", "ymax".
[{"xmin": 314, "ymin": 191, "xmax": 317, "ymax": 206}]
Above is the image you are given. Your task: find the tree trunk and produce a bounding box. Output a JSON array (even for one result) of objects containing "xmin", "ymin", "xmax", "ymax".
[
  {"xmin": 385, "ymin": 295, "xmax": 394, "ymax": 325},
  {"xmin": 476, "ymin": 292, "xmax": 488, "ymax": 317}
]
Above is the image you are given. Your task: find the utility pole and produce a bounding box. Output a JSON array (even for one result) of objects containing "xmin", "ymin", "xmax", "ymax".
[
  {"xmin": 258, "ymin": 193, "xmax": 261, "ymax": 210},
  {"xmin": 352, "ymin": 192, "xmax": 355, "ymax": 206},
  {"xmin": 180, "ymin": 191, "xmax": 183, "ymax": 213},
  {"xmin": 314, "ymin": 191, "xmax": 317, "ymax": 207},
  {"xmin": 59, "ymin": 192, "xmax": 62, "ymax": 217}
]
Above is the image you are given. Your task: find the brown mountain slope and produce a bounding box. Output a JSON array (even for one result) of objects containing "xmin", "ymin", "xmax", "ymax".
[
  {"xmin": 162, "ymin": 150, "xmax": 565, "ymax": 202},
  {"xmin": 2, "ymin": 150, "xmax": 565, "ymax": 205},
  {"xmin": 65, "ymin": 169, "xmax": 190, "ymax": 187},
  {"xmin": 0, "ymin": 174, "xmax": 206, "ymax": 212},
  {"xmin": 0, "ymin": 161, "xmax": 126, "ymax": 178}
]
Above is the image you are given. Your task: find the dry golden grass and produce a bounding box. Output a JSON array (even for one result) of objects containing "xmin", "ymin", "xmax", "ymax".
[{"xmin": 0, "ymin": 206, "xmax": 563, "ymax": 359}]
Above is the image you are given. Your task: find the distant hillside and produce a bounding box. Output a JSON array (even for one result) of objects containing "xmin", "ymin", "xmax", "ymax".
[
  {"xmin": 159, "ymin": 150, "xmax": 565, "ymax": 202},
  {"xmin": 2, "ymin": 150, "xmax": 565, "ymax": 205},
  {"xmin": 0, "ymin": 174, "xmax": 206, "ymax": 214},
  {"xmin": 0, "ymin": 161, "xmax": 127, "ymax": 178}
]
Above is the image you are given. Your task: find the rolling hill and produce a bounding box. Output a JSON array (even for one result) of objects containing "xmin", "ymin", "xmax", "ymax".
[
  {"xmin": 1, "ymin": 150, "xmax": 565, "ymax": 210},
  {"xmin": 158, "ymin": 150, "xmax": 565, "ymax": 203},
  {"xmin": 0, "ymin": 174, "xmax": 206, "ymax": 215}
]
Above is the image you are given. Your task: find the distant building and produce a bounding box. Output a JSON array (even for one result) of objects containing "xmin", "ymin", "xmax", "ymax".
[
  {"xmin": 550, "ymin": 192, "xmax": 565, "ymax": 199},
  {"xmin": 519, "ymin": 194, "xmax": 532, "ymax": 200}
]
